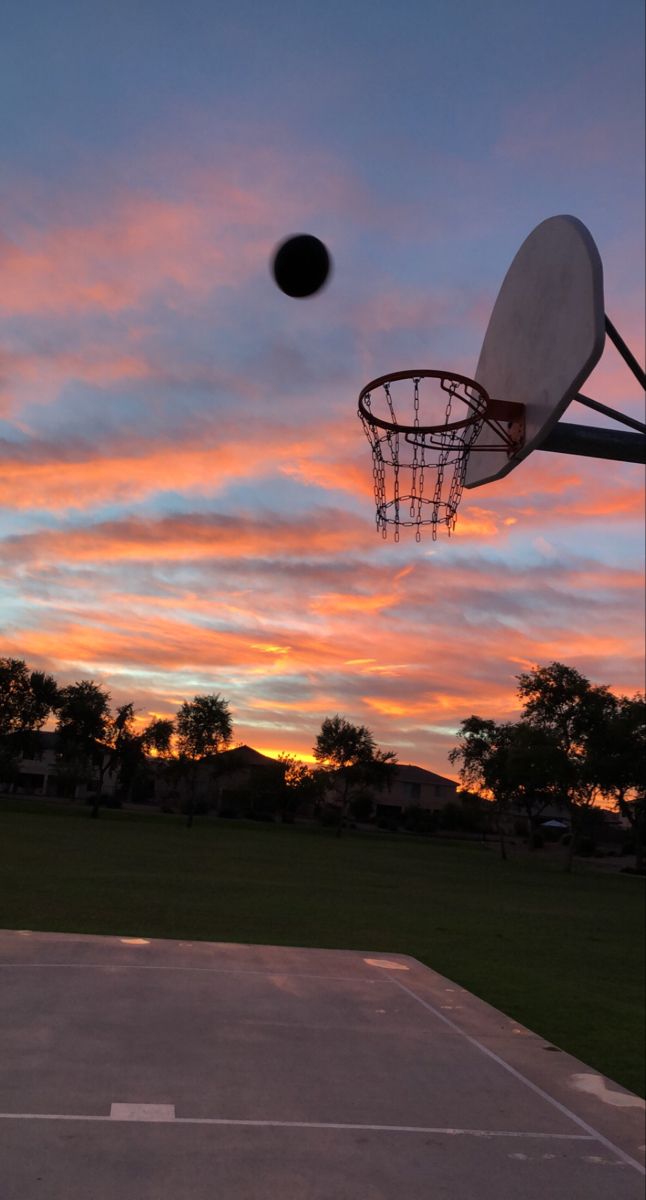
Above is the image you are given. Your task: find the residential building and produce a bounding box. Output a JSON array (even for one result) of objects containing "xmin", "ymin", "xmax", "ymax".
[
  {"xmin": 0, "ymin": 731, "xmax": 117, "ymax": 799},
  {"xmin": 375, "ymin": 763, "xmax": 458, "ymax": 818},
  {"xmin": 155, "ymin": 744, "xmax": 285, "ymax": 814}
]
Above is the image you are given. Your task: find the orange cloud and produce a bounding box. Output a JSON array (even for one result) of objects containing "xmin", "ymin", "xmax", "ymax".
[
  {"xmin": 0, "ymin": 190, "xmax": 270, "ymax": 317},
  {"xmin": 246, "ymin": 698, "xmax": 336, "ymax": 714},
  {"xmin": 1, "ymin": 510, "xmax": 369, "ymax": 564},
  {"xmin": 463, "ymin": 453, "xmax": 644, "ymax": 528},
  {"xmin": 0, "ymin": 417, "xmax": 372, "ymax": 513},
  {"xmin": 311, "ymin": 591, "xmax": 399, "ymax": 615}
]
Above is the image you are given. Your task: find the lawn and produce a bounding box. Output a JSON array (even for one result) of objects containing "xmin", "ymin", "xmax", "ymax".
[{"xmin": 1, "ymin": 800, "xmax": 644, "ymax": 1096}]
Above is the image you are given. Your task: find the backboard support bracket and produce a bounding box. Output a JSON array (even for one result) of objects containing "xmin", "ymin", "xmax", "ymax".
[
  {"xmin": 537, "ymin": 421, "xmax": 645, "ymax": 464},
  {"xmin": 605, "ymin": 314, "xmax": 646, "ymax": 391}
]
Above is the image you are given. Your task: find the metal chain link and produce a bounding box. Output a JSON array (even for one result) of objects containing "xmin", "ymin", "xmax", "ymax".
[
  {"xmin": 410, "ymin": 378, "xmax": 420, "ymax": 519},
  {"xmin": 359, "ymin": 373, "xmax": 484, "ymax": 541}
]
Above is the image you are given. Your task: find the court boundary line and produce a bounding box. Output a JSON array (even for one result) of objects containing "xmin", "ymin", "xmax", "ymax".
[
  {"xmin": 0, "ymin": 1112, "xmax": 598, "ymax": 1137},
  {"xmin": 389, "ymin": 976, "xmax": 645, "ymax": 1176},
  {"xmin": 0, "ymin": 962, "xmax": 382, "ymax": 984}
]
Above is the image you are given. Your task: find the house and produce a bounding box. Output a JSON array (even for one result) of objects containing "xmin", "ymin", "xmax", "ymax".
[
  {"xmin": 213, "ymin": 745, "xmax": 286, "ymax": 814},
  {"xmin": 322, "ymin": 761, "xmax": 458, "ymax": 822},
  {"xmin": 374, "ymin": 763, "xmax": 458, "ymax": 820},
  {"xmin": 154, "ymin": 744, "xmax": 285, "ymax": 815},
  {"xmin": 0, "ymin": 730, "xmax": 117, "ymax": 800}
]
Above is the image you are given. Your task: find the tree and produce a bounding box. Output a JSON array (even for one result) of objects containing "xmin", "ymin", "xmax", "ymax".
[
  {"xmin": 504, "ymin": 722, "xmax": 571, "ymax": 842},
  {"xmin": 517, "ymin": 662, "xmax": 617, "ymax": 870},
  {"xmin": 140, "ymin": 716, "xmax": 175, "ymax": 803},
  {"xmin": 109, "ymin": 708, "xmax": 175, "ymax": 805},
  {"xmin": 588, "ymin": 693, "xmax": 646, "ymax": 871},
  {"xmin": 0, "ymin": 658, "xmax": 59, "ymax": 784},
  {"xmin": 0, "ymin": 659, "xmax": 30, "ymax": 737},
  {"xmin": 23, "ymin": 669, "xmax": 60, "ymax": 736},
  {"xmin": 55, "ymin": 681, "xmax": 112, "ymax": 817},
  {"xmin": 313, "ymin": 715, "xmax": 397, "ymax": 837},
  {"xmin": 277, "ymin": 754, "xmax": 326, "ymax": 822},
  {"xmin": 449, "ymin": 717, "xmax": 569, "ymax": 855},
  {"xmin": 143, "ymin": 717, "xmax": 175, "ymax": 758},
  {"xmin": 175, "ymin": 694, "xmax": 233, "ymax": 827},
  {"xmin": 449, "ymin": 717, "xmax": 513, "ymax": 859},
  {"xmin": 450, "ymin": 663, "xmax": 644, "ymax": 871}
]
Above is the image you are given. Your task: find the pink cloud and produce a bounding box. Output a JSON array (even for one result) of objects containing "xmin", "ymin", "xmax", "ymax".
[
  {"xmin": 0, "ymin": 417, "xmax": 371, "ymax": 513},
  {"xmin": 0, "ymin": 187, "xmax": 274, "ymax": 318},
  {"xmin": 0, "ymin": 509, "xmax": 369, "ymax": 565}
]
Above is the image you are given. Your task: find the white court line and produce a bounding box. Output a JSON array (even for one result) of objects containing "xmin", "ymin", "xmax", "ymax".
[
  {"xmin": 389, "ymin": 976, "xmax": 645, "ymax": 1176},
  {"xmin": 0, "ymin": 962, "xmax": 381, "ymax": 984},
  {"xmin": 110, "ymin": 1103, "xmax": 175, "ymax": 1121},
  {"xmin": 0, "ymin": 1112, "xmax": 596, "ymax": 1137}
]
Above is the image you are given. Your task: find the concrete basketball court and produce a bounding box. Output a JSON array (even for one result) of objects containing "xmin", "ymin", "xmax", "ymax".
[{"xmin": 1, "ymin": 929, "xmax": 644, "ymax": 1199}]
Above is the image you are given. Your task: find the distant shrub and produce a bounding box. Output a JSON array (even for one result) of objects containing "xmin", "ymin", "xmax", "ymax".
[
  {"xmin": 539, "ymin": 822, "xmax": 567, "ymax": 843},
  {"xmin": 439, "ymin": 799, "xmax": 485, "ymax": 833},
  {"xmin": 377, "ymin": 813, "xmax": 399, "ymax": 832},
  {"xmin": 403, "ymin": 806, "xmax": 438, "ymax": 835},
  {"xmin": 86, "ymin": 793, "xmax": 121, "ymax": 810},
  {"xmin": 350, "ymin": 794, "xmax": 374, "ymax": 822}
]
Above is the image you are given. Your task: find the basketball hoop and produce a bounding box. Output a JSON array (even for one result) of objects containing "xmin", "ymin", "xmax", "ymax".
[{"xmin": 358, "ymin": 370, "xmax": 524, "ymax": 540}]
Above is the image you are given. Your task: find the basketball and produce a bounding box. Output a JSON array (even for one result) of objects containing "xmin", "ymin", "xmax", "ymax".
[{"xmin": 271, "ymin": 234, "xmax": 332, "ymax": 298}]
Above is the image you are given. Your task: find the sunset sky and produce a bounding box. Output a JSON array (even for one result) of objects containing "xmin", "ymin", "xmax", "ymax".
[{"xmin": 1, "ymin": 1, "xmax": 644, "ymax": 773}]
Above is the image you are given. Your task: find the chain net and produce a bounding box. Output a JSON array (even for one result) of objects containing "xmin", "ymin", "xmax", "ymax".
[{"xmin": 358, "ymin": 373, "xmax": 487, "ymax": 541}]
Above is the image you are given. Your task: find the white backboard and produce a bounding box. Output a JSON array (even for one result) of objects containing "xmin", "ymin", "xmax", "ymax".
[{"xmin": 464, "ymin": 215, "xmax": 605, "ymax": 489}]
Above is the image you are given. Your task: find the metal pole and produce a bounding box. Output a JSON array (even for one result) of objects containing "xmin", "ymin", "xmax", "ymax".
[
  {"xmin": 538, "ymin": 423, "xmax": 645, "ymax": 464},
  {"xmin": 575, "ymin": 392, "xmax": 646, "ymax": 435},
  {"xmin": 605, "ymin": 316, "xmax": 646, "ymax": 390}
]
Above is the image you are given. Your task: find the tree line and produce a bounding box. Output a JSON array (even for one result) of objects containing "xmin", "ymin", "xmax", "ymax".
[
  {"xmin": 0, "ymin": 660, "xmax": 396, "ymax": 832},
  {"xmin": 2, "ymin": 657, "xmax": 643, "ymax": 861},
  {"xmin": 449, "ymin": 662, "xmax": 645, "ymax": 871}
]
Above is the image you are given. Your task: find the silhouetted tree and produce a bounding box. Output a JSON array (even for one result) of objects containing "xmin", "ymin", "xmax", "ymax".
[
  {"xmin": 449, "ymin": 717, "xmax": 513, "ymax": 859},
  {"xmin": 451, "ymin": 663, "xmax": 627, "ymax": 870},
  {"xmin": 109, "ymin": 708, "xmax": 175, "ymax": 804},
  {"xmin": 175, "ymin": 694, "xmax": 233, "ymax": 827},
  {"xmin": 277, "ymin": 754, "xmax": 326, "ymax": 822},
  {"xmin": 0, "ymin": 658, "xmax": 59, "ymax": 784},
  {"xmin": 504, "ymin": 722, "xmax": 571, "ymax": 842},
  {"xmin": 55, "ymin": 681, "xmax": 112, "ymax": 818},
  {"xmin": 517, "ymin": 663, "xmax": 616, "ymax": 870},
  {"xmin": 313, "ymin": 715, "xmax": 396, "ymax": 837},
  {"xmin": 143, "ymin": 717, "xmax": 175, "ymax": 757},
  {"xmin": 587, "ymin": 692, "xmax": 646, "ymax": 871}
]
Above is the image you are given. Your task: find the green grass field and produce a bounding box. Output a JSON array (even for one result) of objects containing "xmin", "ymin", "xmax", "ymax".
[{"xmin": 1, "ymin": 800, "xmax": 644, "ymax": 1096}]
